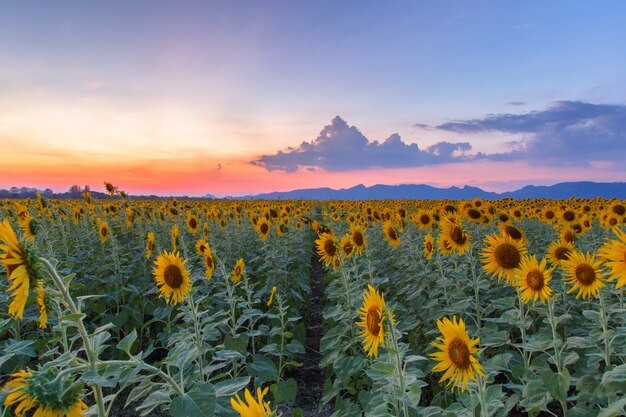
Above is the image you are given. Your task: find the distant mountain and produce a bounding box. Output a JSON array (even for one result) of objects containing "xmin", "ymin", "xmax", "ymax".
[{"xmin": 235, "ymin": 182, "xmax": 626, "ymax": 200}]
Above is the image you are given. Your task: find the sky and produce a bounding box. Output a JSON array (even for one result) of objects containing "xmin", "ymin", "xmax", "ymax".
[{"xmin": 1, "ymin": 1, "xmax": 625, "ymax": 197}]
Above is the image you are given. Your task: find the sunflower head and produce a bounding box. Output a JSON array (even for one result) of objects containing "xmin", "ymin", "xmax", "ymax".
[
  {"xmin": 153, "ymin": 251, "xmax": 191, "ymax": 305},
  {"xmin": 430, "ymin": 316, "xmax": 485, "ymax": 392},
  {"xmin": 195, "ymin": 239, "xmax": 209, "ymax": 256},
  {"xmin": 186, "ymin": 213, "xmax": 200, "ymax": 234},
  {"xmin": 356, "ymin": 284, "xmax": 391, "ymax": 358},
  {"xmin": 514, "ymin": 255, "xmax": 554, "ymax": 304},
  {"xmin": 17, "ymin": 214, "xmax": 38, "ymax": 242},
  {"xmin": 145, "ymin": 231, "xmax": 155, "ymax": 259},
  {"xmin": 443, "ymin": 219, "xmax": 471, "ymax": 255},
  {"xmin": 382, "ymin": 220, "xmax": 401, "ymax": 249},
  {"xmin": 97, "ymin": 219, "xmax": 109, "ymax": 243},
  {"xmin": 481, "ymin": 233, "xmax": 527, "ymax": 284},
  {"xmin": 256, "ymin": 219, "xmax": 271, "ymax": 241},
  {"xmin": 315, "ymin": 232, "xmax": 339, "ymax": 267},
  {"xmin": 35, "ymin": 282, "xmax": 51, "ymax": 328},
  {"xmin": 562, "ymin": 251, "xmax": 606, "ymax": 299},
  {"xmin": 231, "ymin": 258, "xmax": 245, "ymax": 284},
  {"xmin": 423, "ymin": 234, "xmax": 435, "ymax": 260},
  {"xmin": 598, "ymin": 228, "xmax": 626, "ymax": 289},
  {"xmin": 350, "ymin": 225, "xmax": 366, "ymax": 256}
]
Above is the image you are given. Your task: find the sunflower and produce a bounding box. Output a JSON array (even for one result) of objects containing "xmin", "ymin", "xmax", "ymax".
[
  {"xmin": 442, "ymin": 219, "xmax": 471, "ymax": 255},
  {"xmin": 36, "ymin": 282, "xmax": 50, "ymax": 328},
  {"xmin": 430, "ymin": 316, "xmax": 485, "ymax": 392},
  {"xmin": 514, "ymin": 255, "xmax": 554, "ymax": 305},
  {"xmin": 542, "ymin": 206, "xmax": 557, "ymax": 223},
  {"xmin": 97, "ymin": 219, "xmax": 110, "ymax": 243},
  {"xmin": 598, "ymin": 228, "xmax": 626, "ymax": 289},
  {"xmin": 186, "ymin": 213, "xmax": 200, "ymax": 234},
  {"xmin": 195, "ymin": 239, "xmax": 209, "ymax": 257},
  {"xmin": 203, "ymin": 222, "xmax": 210, "ymax": 240},
  {"xmin": 204, "ymin": 247, "xmax": 215, "ymax": 280},
  {"xmin": 230, "ymin": 387, "xmax": 272, "ymax": 417},
  {"xmin": 152, "ymin": 251, "xmax": 191, "ymax": 305},
  {"xmin": 231, "ymin": 258, "xmax": 245, "ymax": 284},
  {"xmin": 266, "ymin": 286, "xmax": 277, "ymax": 307},
  {"xmin": 103, "ymin": 181, "xmax": 117, "ymax": 196},
  {"xmin": 3, "ymin": 368, "xmax": 89, "ymax": 417},
  {"xmin": 350, "ymin": 225, "xmax": 366, "ymax": 256},
  {"xmin": 356, "ymin": 284, "xmax": 389, "ymax": 358},
  {"xmin": 545, "ymin": 239, "xmax": 573, "ymax": 267},
  {"xmin": 315, "ymin": 232, "xmax": 339, "ymax": 267},
  {"xmin": 423, "ymin": 233, "xmax": 435, "ymax": 260},
  {"xmin": 0, "ymin": 219, "xmax": 38, "ymax": 319},
  {"xmin": 145, "ymin": 232, "xmax": 155, "ymax": 259},
  {"xmin": 382, "ymin": 220, "xmax": 401, "ymax": 249},
  {"xmin": 256, "ymin": 218, "xmax": 271, "ymax": 241},
  {"xmin": 481, "ymin": 233, "xmax": 527, "ymax": 284},
  {"xmin": 171, "ymin": 225, "xmax": 180, "ymax": 252},
  {"xmin": 499, "ymin": 223, "xmax": 527, "ymax": 244},
  {"xmin": 339, "ymin": 234, "xmax": 354, "ymax": 259},
  {"xmin": 18, "ymin": 214, "xmax": 38, "ymax": 242},
  {"xmin": 438, "ymin": 233, "xmax": 454, "ymax": 256},
  {"xmin": 562, "ymin": 251, "xmax": 606, "ymax": 299},
  {"xmin": 608, "ymin": 201, "xmax": 626, "ymax": 219}
]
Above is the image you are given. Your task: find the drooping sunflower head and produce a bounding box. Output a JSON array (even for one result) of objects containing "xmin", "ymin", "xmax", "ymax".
[
  {"xmin": 145, "ymin": 232, "xmax": 155, "ymax": 259},
  {"xmin": 171, "ymin": 225, "xmax": 180, "ymax": 252},
  {"xmin": 153, "ymin": 251, "xmax": 191, "ymax": 305},
  {"xmin": 514, "ymin": 255, "xmax": 554, "ymax": 305},
  {"xmin": 562, "ymin": 251, "xmax": 606, "ymax": 299},
  {"xmin": 423, "ymin": 233, "xmax": 435, "ymax": 260},
  {"xmin": 350, "ymin": 225, "xmax": 366, "ymax": 256},
  {"xmin": 382, "ymin": 220, "xmax": 401, "ymax": 249},
  {"xmin": 103, "ymin": 181, "xmax": 117, "ymax": 196},
  {"xmin": 35, "ymin": 282, "xmax": 51, "ymax": 329},
  {"xmin": 430, "ymin": 316, "xmax": 485, "ymax": 393},
  {"xmin": 315, "ymin": 232, "xmax": 339, "ymax": 267},
  {"xmin": 356, "ymin": 284, "xmax": 389, "ymax": 358},
  {"xmin": 17, "ymin": 214, "xmax": 38, "ymax": 242},
  {"xmin": 230, "ymin": 387, "xmax": 272, "ymax": 417},
  {"xmin": 598, "ymin": 228, "xmax": 626, "ymax": 289},
  {"xmin": 481, "ymin": 233, "xmax": 527, "ymax": 284},
  {"xmin": 231, "ymin": 258, "xmax": 245, "ymax": 284}
]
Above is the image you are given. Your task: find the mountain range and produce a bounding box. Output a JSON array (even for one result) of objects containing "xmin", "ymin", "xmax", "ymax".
[{"xmin": 231, "ymin": 181, "xmax": 626, "ymax": 200}]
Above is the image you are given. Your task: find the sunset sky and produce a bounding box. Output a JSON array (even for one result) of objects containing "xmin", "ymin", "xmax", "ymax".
[{"xmin": 1, "ymin": 1, "xmax": 625, "ymax": 196}]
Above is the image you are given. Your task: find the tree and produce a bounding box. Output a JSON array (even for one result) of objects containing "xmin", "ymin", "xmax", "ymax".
[{"xmin": 69, "ymin": 185, "xmax": 82, "ymax": 194}]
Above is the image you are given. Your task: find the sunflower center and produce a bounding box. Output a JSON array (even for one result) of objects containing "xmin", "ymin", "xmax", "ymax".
[
  {"xmin": 554, "ymin": 247, "xmax": 570, "ymax": 261},
  {"xmin": 612, "ymin": 204, "xmax": 625, "ymax": 216},
  {"xmin": 205, "ymin": 255, "xmax": 214, "ymax": 269},
  {"xmin": 448, "ymin": 338, "xmax": 471, "ymax": 369},
  {"xmin": 324, "ymin": 239, "xmax": 337, "ymax": 257},
  {"xmin": 563, "ymin": 231, "xmax": 575, "ymax": 243},
  {"xmin": 353, "ymin": 231, "xmax": 364, "ymax": 246},
  {"xmin": 467, "ymin": 209, "xmax": 481, "ymax": 220},
  {"xmin": 526, "ymin": 270, "xmax": 544, "ymax": 290},
  {"xmin": 575, "ymin": 264, "xmax": 596, "ymax": 286},
  {"xmin": 366, "ymin": 306, "xmax": 381, "ymax": 336},
  {"xmin": 164, "ymin": 265, "xmax": 184, "ymax": 289},
  {"xmin": 609, "ymin": 218, "xmax": 618, "ymax": 226},
  {"xmin": 101, "ymin": 226, "xmax": 108, "ymax": 237},
  {"xmin": 234, "ymin": 264, "xmax": 242, "ymax": 277},
  {"xmin": 504, "ymin": 225, "xmax": 522, "ymax": 240},
  {"xmin": 426, "ymin": 241, "xmax": 433, "ymax": 252},
  {"xmin": 199, "ymin": 244, "xmax": 207, "ymax": 253},
  {"xmin": 420, "ymin": 214, "xmax": 431, "ymax": 224},
  {"xmin": 494, "ymin": 243, "xmax": 521, "ymax": 269},
  {"xmin": 563, "ymin": 211, "xmax": 575, "ymax": 222},
  {"xmin": 450, "ymin": 226, "xmax": 466, "ymax": 245},
  {"xmin": 342, "ymin": 241, "xmax": 353, "ymax": 255},
  {"xmin": 387, "ymin": 227, "xmax": 398, "ymax": 240},
  {"xmin": 260, "ymin": 223, "xmax": 269, "ymax": 234},
  {"xmin": 545, "ymin": 210, "xmax": 555, "ymax": 220},
  {"xmin": 189, "ymin": 218, "xmax": 197, "ymax": 229}
]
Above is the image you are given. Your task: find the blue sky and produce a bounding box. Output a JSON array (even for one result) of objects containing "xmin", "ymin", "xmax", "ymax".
[{"xmin": 1, "ymin": 1, "xmax": 625, "ymax": 195}]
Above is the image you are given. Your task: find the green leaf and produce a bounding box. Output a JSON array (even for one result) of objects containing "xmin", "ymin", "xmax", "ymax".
[
  {"xmin": 63, "ymin": 272, "xmax": 76, "ymax": 285},
  {"xmin": 542, "ymin": 369, "xmax": 570, "ymax": 403},
  {"xmin": 60, "ymin": 313, "xmax": 86, "ymax": 323},
  {"xmin": 118, "ymin": 329, "xmax": 138, "ymax": 354},
  {"xmin": 272, "ymin": 378, "xmax": 297, "ymax": 405},
  {"xmin": 170, "ymin": 383, "xmax": 216, "ymax": 417},
  {"xmin": 214, "ymin": 377, "xmax": 251, "ymax": 397},
  {"xmin": 246, "ymin": 355, "xmax": 277, "ymax": 381},
  {"xmin": 598, "ymin": 397, "xmax": 626, "ymax": 417}
]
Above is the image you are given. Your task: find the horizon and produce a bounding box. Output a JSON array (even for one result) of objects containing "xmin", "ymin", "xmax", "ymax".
[{"xmin": 2, "ymin": 2, "xmax": 625, "ymax": 196}]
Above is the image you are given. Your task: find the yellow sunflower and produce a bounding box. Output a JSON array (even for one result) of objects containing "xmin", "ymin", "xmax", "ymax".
[
  {"xmin": 481, "ymin": 233, "xmax": 527, "ymax": 284},
  {"xmin": 423, "ymin": 233, "xmax": 435, "ymax": 260},
  {"xmin": 230, "ymin": 387, "xmax": 272, "ymax": 417},
  {"xmin": 350, "ymin": 225, "xmax": 366, "ymax": 256},
  {"xmin": 195, "ymin": 239, "xmax": 209, "ymax": 257},
  {"xmin": 430, "ymin": 316, "xmax": 485, "ymax": 392},
  {"xmin": 103, "ymin": 181, "xmax": 117, "ymax": 196},
  {"xmin": 608, "ymin": 201, "xmax": 626, "ymax": 219},
  {"xmin": 438, "ymin": 233, "xmax": 454, "ymax": 256},
  {"xmin": 356, "ymin": 284, "xmax": 389, "ymax": 358},
  {"xmin": 545, "ymin": 239, "xmax": 573, "ymax": 266},
  {"xmin": 382, "ymin": 220, "xmax": 401, "ymax": 249},
  {"xmin": 562, "ymin": 251, "xmax": 606, "ymax": 299},
  {"xmin": 97, "ymin": 219, "xmax": 109, "ymax": 243},
  {"xmin": 17, "ymin": 214, "xmax": 38, "ymax": 242},
  {"xmin": 231, "ymin": 258, "xmax": 245, "ymax": 284},
  {"xmin": 598, "ymin": 228, "xmax": 626, "ymax": 289},
  {"xmin": 36, "ymin": 282, "xmax": 49, "ymax": 328},
  {"xmin": 315, "ymin": 232, "xmax": 339, "ymax": 267},
  {"xmin": 339, "ymin": 234, "xmax": 354, "ymax": 259},
  {"xmin": 171, "ymin": 225, "xmax": 180, "ymax": 252},
  {"xmin": 413, "ymin": 210, "xmax": 434, "ymax": 230},
  {"xmin": 499, "ymin": 223, "xmax": 527, "ymax": 244},
  {"xmin": 152, "ymin": 251, "xmax": 191, "ymax": 305},
  {"xmin": 186, "ymin": 213, "xmax": 200, "ymax": 234},
  {"xmin": 145, "ymin": 232, "xmax": 155, "ymax": 259},
  {"xmin": 0, "ymin": 219, "xmax": 37, "ymax": 319},
  {"xmin": 442, "ymin": 219, "xmax": 471, "ymax": 255},
  {"xmin": 514, "ymin": 255, "xmax": 554, "ymax": 305},
  {"xmin": 256, "ymin": 218, "xmax": 271, "ymax": 241},
  {"xmin": 204, "ymin": 247, "xmax": 215, "ymax": 280}
]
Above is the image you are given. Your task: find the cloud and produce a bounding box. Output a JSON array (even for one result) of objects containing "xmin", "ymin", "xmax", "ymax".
[
  {"xmin": 252, "ymin": 116, "xmax": 477, "ymax": 172},
  {"xmin": 435, "ymin": 101, "xmax": 626, "ymax": 168}
]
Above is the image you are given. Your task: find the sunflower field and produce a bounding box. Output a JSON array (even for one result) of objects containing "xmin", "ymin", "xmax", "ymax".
[{"xmin": 0, "ymin": 186, "xmax": 625, "ymax": 417}]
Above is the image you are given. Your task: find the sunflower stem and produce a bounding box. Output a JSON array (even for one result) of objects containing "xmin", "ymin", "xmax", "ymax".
[
  {"xmin": 517, "ymin": 295, "xmax": 530, "ymax": 369},
  {"xmin": 388, "ymin": 314, "xmax": 409, "ymax": 417},
  {"xmin": 476, "ymin": 376, "xmax": 489, "ymax": 417},
  {"xmin": 597, "ymin": 290, "xmax": 611, "ymax": 369},
  {"xmin": 547, "ymin": 298, "xmax": 567, "ymax": 417},
  {"xmin": 187, "ymin": 294, "xmax": 206, "ymax": 382}
]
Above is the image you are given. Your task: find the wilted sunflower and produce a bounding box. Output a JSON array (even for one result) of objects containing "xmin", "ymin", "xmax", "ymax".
[
  {"xmin": 0, "ymin": 219, "xmax": 38, "ymax": 319},
  {"xmin": 356, "ymin": 284, "xmax": 390, "ymax": 358},
  {"xmin": 231, "ymin": 258, "xmax": 245, "ymax": 284},
  {"xmin": 430, "ymin": 316, "xmax": 485, "ymax": 392},
  {"xmin": 195, "ymin": 239, "xmax": 209, "ymax": 257},
  {"xmin": 103, "ymin": 181, "xmax": 117, "ymax": 196},
  {"xmin": 97, "ymin": 219, "xmax": 109, "ymax": 243},
  {"xmin": 256, "ymin": 218, "xmax": 271, "ymax": 241},
  {"xmin": 382, "ymin": 220, "xmax": 401, "ymax": 249},
  {"xmin": 315, "ymin": 232, "xmax": 339, "ymax": 267},
  {"xmin": 599, "ymin": 228, "xmax": 626, "ymax": 289},
  {"xmin": 481, "ymin": 233, "xmax": 527, "ymax": 284},
  {"xmin": 423, "ymin": 233, "xmax": 435, "ymax": 260},
  {"xmin": 153, "ymin": 251, "xmax": 191, "ymax": 305},
  {"xmin": 145, "ymin": 232, "xmax": 155, "ymax": 259},
  {"xmin": 186, "ymin": 213, "xmax": 200, "ymax": 234},
  {"xmin": 230, "ymin": 387, "xmax": 272, "ymax": 417},
  {"xmin": 514, "ymin": 255, "xmax": 554, "ymax": 305},
  {"xmin": 3, "ymin": 368, "xmax": 89, "ymax": 417},
  {"xmin": 562, "ymin": 251, "xmax": 606, "ymax": 299},
  {"xmin": 17, "ymin": 214, "xmax": 38, "ymax": 242}
]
